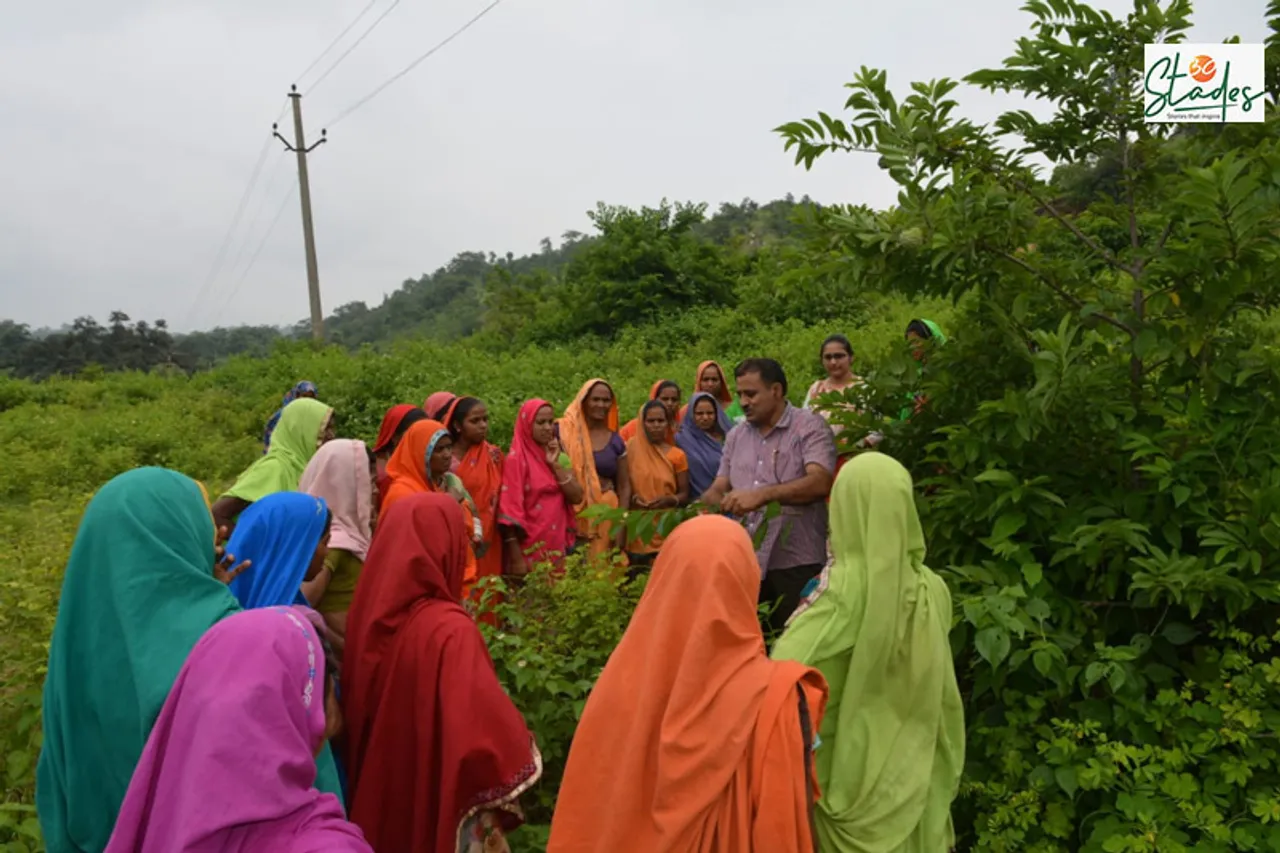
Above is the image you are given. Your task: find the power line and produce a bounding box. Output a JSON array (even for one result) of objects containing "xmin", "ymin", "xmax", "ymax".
[
  {"xmin": 183, "ymin": 128, "xmax": 275, "ymax": 328},
  {"xmin": 295, "ymin": 0, "xmax": 381, "ymax": 86},
  {"xmin": 306, "ymin": 0, "xmax": 404, "ymax": 95},
  {"xmin": 213, "ymin": 181, "xmax": 299, "ymax": 328},
  {"xmin": 221, "ymin": 155, "xmax": 290, "ymax": 292},
  {"xmin": 322, "ymin": 0, "xmax": 505, "ymax": 129}
]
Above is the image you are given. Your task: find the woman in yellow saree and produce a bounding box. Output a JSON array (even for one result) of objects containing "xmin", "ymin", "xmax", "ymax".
[{"xmin": 557, "ymin": 379, "xmax": 630, "ymax": 560}]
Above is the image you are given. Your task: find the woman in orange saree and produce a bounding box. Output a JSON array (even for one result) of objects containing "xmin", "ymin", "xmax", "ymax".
[
  {"xmin": 557, "ymin": 379, "xmax": 630, "ymax": 560},
  {"xmin": 443, "ymin": 397, "xmax": 506, "ymax": 612},
  {"xmin": 382, "ymin": 419, "xmax": 483, "ymax": 593},
  {"xmin": 618, "ymin": 380, "xmax": 680, "ymax": 444},
  {"xmin": 548, "ymin": 515, "xmax": 827, "ymax": 852}
]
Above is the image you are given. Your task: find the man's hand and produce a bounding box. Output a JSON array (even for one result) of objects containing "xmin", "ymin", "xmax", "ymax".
[{"xmin": 722, "ymin": 488, "xmax": 768, "ymax": 516}]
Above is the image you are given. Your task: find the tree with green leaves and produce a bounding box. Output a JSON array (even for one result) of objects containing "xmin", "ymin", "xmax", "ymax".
[{"xmin": 779, "ymin": 1, "xmax": 1280, "ymax": 848}]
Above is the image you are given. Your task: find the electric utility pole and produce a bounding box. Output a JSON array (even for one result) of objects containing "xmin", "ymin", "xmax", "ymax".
[{"xmin": 274, "ymin": 85, "xmax": 327, "ymax": 342}]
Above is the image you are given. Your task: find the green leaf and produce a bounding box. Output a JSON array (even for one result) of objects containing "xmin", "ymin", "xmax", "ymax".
[
  {"xmin": 1162, "ymin": 622, "xmax": 1198, "ymax": 645},
  {"xmin": 1021, "ymin": 562, "xmax": 1044, "ymax": 586},
  {"xmin": 1172, "ymin": 485, "xmax": 1191, "ymax": 506},
  {"xmin": 1055, "ymin": 765, "xmax": 1079, "ymax": 798},
  {"xmin": 1033, "ymin": 649, "xmax": 1053, "ymax": 676},
  {"xmin": 991, "ymin": 512, "xmax": 1027, "ymax": 542},
  {"xmin": 975, "ymin": 627, "xmax": 1011, "ymax": 666},
  {"xmin": 974, "ymin": 468, "xmax": 1017, "ymax": 487}
]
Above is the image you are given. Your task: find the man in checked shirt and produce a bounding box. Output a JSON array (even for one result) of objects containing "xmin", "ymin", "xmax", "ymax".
[{"xmin": 701, "ymin": 357, "xmax": 837, "ymax": 636}]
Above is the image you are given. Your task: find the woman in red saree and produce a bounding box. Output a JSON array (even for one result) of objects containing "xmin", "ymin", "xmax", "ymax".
[{"xmin": 342, "ymin": 493, "xmax": 542, "ymax": 853}]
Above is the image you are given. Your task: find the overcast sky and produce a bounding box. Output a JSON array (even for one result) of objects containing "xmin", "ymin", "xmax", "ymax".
[{"xmin": 0, "ymin": 0, "xmax": 1268, "ymax": 331}]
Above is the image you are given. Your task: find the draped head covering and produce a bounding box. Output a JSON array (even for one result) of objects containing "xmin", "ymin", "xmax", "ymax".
[
  {"xmin": 676, "ymin": 390, "xmax": 733, "ymax": 500},
  {"xmin": 264, "ymin": 381, "xmax": 319, "ymax": 452},
  {"xmin": 37, "ymin": 468, "xmax": 242, "ymax": 852},
  {"xmin": 498, "ymin": 398, "xmax": 576, "ymax": 566},
  {"xmin": 619, "ymin": 380, "xmax": 678, "ymax": 443},
  {"xmin": 443, "ymin": 396, "xmax": 506, "ymax": 581},
  {"xmin": 771, "ymin": 452, "xmax": 965, "ymax": 852},
  {"xmin": 342, "ymin": 493, "xmax": 541, "ymax": 852},
  {"xmin": 558, "ymin": 378, "xmax": 620, "ymax": 555},
  {"xmin": 226, "ymin": 397, "xmax": 334, "ymax": 503},
  {"xmin": 373, "ymin": 404, "xmax": 419, "ymax": 454},
  {"xmin": 695, "ymin": 360, "xmax": 733, "ymax": 408},
  {"xmin": 548, "ymin": 515, "xmax": 827, "ymax": 852},
  {"xmin": 380, "ymin": 419, "xmax": 446, "ymax": 511},
  {"xmin": 105, "ymin": 608, "xmax": 372, "ymax": 852},
  {"xmin": 300, "ymin": 439, "xmax": 374, "ymax": 562},
  {"xmin": 424, "ymin": 391, "xmax": 457, "ymax": 420},
  {"xmin": 226, "ymin": 492, "xmax": 330, "ymax": 610}
]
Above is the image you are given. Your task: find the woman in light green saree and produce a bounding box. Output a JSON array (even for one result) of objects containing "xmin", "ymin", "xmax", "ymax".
[
  {"xmin": 771, "ymin": 452, "xmax": 964, "ymax": 852},
  {"xmin": 212, "ymin": 397, "xmax": 335, "ymax": 532}
]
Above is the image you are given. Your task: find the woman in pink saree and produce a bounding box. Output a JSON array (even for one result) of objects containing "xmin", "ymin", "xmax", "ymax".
[
  {"xmin": 105, "ymin": 607, "xmax": 372, "ymax": 852},
  {"xmin": 498, "ymin": 398, "xmax": 582, "ymax": 575}
]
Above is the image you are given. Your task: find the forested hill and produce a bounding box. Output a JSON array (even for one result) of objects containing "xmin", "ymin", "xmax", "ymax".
[{"xmin": 0, "ymin": 196, "xmax": 816, "ymax": 379}]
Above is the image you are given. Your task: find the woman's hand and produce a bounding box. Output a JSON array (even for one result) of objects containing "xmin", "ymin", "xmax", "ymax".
[
  {"xmin": 507, "ymin": 551, "xmax": 529, "ymax": 577},
  {"xmin": 545, "ymin": 437, "xmax": 562, "ymax": 466},
  {"xmin": 214, "ymin": 551, "xmax": 250, "ymax": 585}
]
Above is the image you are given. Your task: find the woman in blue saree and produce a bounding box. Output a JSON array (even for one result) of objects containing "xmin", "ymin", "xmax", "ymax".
[{"xmin": 675, "ymin": 390, "xmax": 733, "ymax": 502}]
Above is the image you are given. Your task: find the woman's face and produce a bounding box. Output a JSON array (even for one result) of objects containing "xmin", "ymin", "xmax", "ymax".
[
  {"xmin": 531, "ymin": 405, "xmax": 556, "ymax": 446},
  {"xmin": 822, "ymin": 342, "xmax": 852, "ymax": 378},
  {"xmin": 699, "ymin": 366, "xmax": 722, "ymax": 396},
  {"xmin": 585, "ymin": 383, "xmax": 613, "ymax": 424},
  {"xmin": 906, "ymin": 331, "xmax": 927, "ymax": 361},
  {"xmin": 657, "ymin": 385, "xmax": 681, "ymax": 421},
  {"xmin": 429, "ymin": 435, "xmax": 454, "ymax": 479},
  {"xmin": 459, "ymin": 403, "xmax": 490, "ymax": 445},
  {"xmin": 643, "ymin": 406, "xmax": 669, "ymax": 444},
  {"xmin": 318, "ymin": 413, "xmax": 336, "ymax": 447},
  {"xmin": 693, "ymin": 398, "xmax": 718, "ymax": 432},
  {"xmin": 304, "ymin": 528, "xmax": 331, "ymax": 581}
]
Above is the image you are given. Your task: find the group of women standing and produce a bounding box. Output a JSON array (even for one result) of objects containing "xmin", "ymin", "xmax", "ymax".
[{"xmin": 36, "ymin": 318, "xmax": 961, "ymax": 852}]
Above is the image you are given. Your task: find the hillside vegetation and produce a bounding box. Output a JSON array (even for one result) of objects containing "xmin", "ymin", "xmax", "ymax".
[{"xmin": 3, "ymin": 1, "xmax": 1280, "ymax": 851}]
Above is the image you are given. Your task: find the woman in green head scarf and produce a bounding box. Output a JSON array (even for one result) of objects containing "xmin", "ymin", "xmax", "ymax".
[
  {"xmin": 899, "ymin": 319, "xmax": 947, "ymax": 422},
  {"xmin": 212, "ymin": 397, "xmax": 336, "ymax": 532},
  {"xmin": 38, "ymin": 467, "xmax": 345, "ymax": 853},
  {"xmin": 37, "ymin": 468, "xmax": 240, "ymax": 852},
  {"xmin": 771, "ymin": 452, "xmax": 964, "ymax": 853}
]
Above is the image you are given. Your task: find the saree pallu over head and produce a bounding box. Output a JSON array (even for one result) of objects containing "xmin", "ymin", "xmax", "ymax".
[
  {"xmin": 548, "ymin": 515, "xmax": 827, "ymax": 853},
  {"xmin": 424, "ymin": 391, "xmax": 457, "ymax": 421},
  {"xmin": 264, "ymin": 381, "xmax": 319, "ymax": 452},
  {"xmin": 558, "ymin": 378, "xmax": 621, "ymax": 556},
  {"xmin": 619, "ymin": 379, "xmax": 676, "ymax": 444},
  {"xmin": 373, "ymin": 404, "xmax": 419, "ymax": 454},
  {"xmin": 105, "ymin": 608, "xmax": 371, "ymax": 853},
  {"xmin": 498, "ymin": 399, "xmax": 576, "ymax": 567},
  {"xmin": 383, "ymin": 419, "xmax": 481, "ymax": 586},
  {"xmin": 676, "ymin": 390, "xmax": 733, "ymax": 500},
  {"xmin": 226, "ymin": 492, "xmax": 330, "ymax": 610},
  {"xmin": 342, "ymin": 493, "xmax": 542, "ymax": 853},
  {"xmin": 380, "ymin": 418, "xmax": 446, "ymax": 511},
  {"xmin": 771, "ymin": 452, "xmax": 965, "ymax": 853},
  {"xmin": 301, "ymin": 439, "xmax": 374, "ymax": 562},
  {"xmin": 37, "ymin": 468, "xmax": 243, "ymax": 853},
  {"xmin": 444, "ymin": 396, "xmax": 505, "ymax": 581},
  {"xmin": 624, "ymin": 400, "xmax": 680, "ymax": 553},
  {"xmin": 228, "ymin": 397, "xmax": 334, "ymax": 503}
]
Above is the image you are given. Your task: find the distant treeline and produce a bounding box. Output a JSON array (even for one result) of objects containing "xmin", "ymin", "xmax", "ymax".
[{"xmin": 1, "ymin": 197, "xmax": 820, "ymax": 380}]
